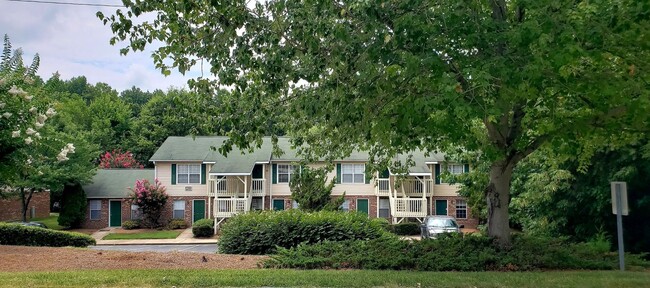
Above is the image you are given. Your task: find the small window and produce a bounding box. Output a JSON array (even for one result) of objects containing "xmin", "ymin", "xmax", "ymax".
[
  {"xmin": 277, "ymin": 164, "xmax": 296, "ymax": 183},
  {"xmin": 447, "ymin": 164, "xmax": 464, "ymax": 175},
  {"xmin": 131, "ymin": 204, "xmax": 142, "ymax": 220},
  {"xmin": 251, "ymin": 198, "xmax": 263, "ymax": 210},
  {"xmin": 342, "ymin": 164, "xmax": 365, "ymax": 184},
  {"xmin": 173, "ymin": 200, "xmax": 185, "ymax": 219},
  {"xmin": 178, "ymin": 164, "xmax": 201, "ymax": 184},
  {"xmin": 379, "ymin": 198, "xmax": 390, "ymax": 218},
  {"xmin": 456, "ymin": 199, "xmax": 467, "ymax": 219},
  {"xmin": 340, "ymin": 199, "xmax": 350, "ymax": 212},
  {"xmin": 89, "ymin": 200, "xmax": 101, "ymax": 220}
]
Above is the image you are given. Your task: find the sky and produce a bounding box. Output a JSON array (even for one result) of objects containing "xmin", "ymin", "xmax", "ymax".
[{"xmin": 0, "ymin": 0, "xmax": 199, "ymax": 92}]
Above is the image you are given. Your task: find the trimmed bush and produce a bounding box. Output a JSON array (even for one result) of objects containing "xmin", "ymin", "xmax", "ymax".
[
  {"xmin": 167, "ymin": 219, "xmax": 187, "ymax": 230},
  {"xmin": 263, "ymin": 233, "xmax": 650, "ymax": 271},
  {"xmin": 122, "ymin": 220, "xmax": 141, "ymax": 230},
  {"xmin": 219, "ymin": 210, "xmax": 386, "ymax": 255},
  {"xmin": 58, "ymin": 183, "xmax": 87, "ymax": 228},
  {"xmin": 0, "ymin": 223, "xmax": 95, "ymax": 247},
  {"xmin": 192, "ymin": 218, "xmax": 214, "ymax": 237},
  {"xmin": 391, "ymin": 222, "xmax": 420, "ymax": 235}
]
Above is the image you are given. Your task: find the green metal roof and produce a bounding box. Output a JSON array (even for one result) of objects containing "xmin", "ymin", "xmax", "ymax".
[
  {"xmin": 84, "ymin": 169, "xmax": 154, "ymax": 198},
  {"xmin": 208, "ymin": 139, "xmax": 272, "ymax": 175}
]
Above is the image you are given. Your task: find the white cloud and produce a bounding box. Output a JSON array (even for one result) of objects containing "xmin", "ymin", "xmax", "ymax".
[{"xmin": 0, "ymin": 1, "xmax": 196, "ymax": 92}]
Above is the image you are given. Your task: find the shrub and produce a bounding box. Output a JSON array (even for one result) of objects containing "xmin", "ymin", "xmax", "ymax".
[
  {"xmin": 122, "ymin": 220, "xmax": 141, "ymax": 230},
  {"xmin": 0, "ymin": 223, "xmax": 95, "ymax": 247},
  {"xmin": 58, "ymin": 183, "xmax": 87, "ymax": 228},
  {"xmin": 219, "ymin": 210, "xmax": 386, "ymax": 255},
  {"xmin": 192, "ymin": 218, "xmax": 214, "ymax": 237},
  {"xmin": 99, "ymin": 149, "xmax": 144, "ymax": 169},
  {"xmin": 372, "ymin": 218, "xmax": 391, "ymax": 232},
  {"xmin": 167, "ymin": 219, "xmax": 187, "ymax": 230},
  {"xmin": 391, "ymin": 222, "xmax": 420, "ymax": 235},
  {"xmin": 263, "ymin": 233, "xmax": 650, "ymax": 271},
  {"xmin": 289, "ymin": 166, "xmax": 343, "ymax": 211},
  {"xmin": 128, "ymin": 179, "xmax": 168, "ymax": 228}
]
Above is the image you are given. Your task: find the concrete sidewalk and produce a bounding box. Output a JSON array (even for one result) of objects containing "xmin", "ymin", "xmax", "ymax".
[{"xmin": 92, "ymin": 228, "xmax": 218, "ymax": 245}]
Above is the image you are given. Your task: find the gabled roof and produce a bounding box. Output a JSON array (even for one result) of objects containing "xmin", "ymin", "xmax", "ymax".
[
  {"xmin": 150, "ymin": 136, "xmax": 449, "ymax": 175},
  {"xmin": 84, "ymin": 169, "xmax": 154, "ymax": 198}
]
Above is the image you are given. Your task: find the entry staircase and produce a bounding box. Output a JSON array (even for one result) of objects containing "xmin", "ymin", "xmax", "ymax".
[
  {"xmin": 208, "ymin": 177, "xmax": 265, "ymax": 232},
  {"xmin": 376, "ymin": 178, "xmax": 430, "ymax": 224}
]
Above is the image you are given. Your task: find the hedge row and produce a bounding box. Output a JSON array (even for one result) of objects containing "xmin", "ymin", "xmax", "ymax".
[
  {"xmin": 219, "ymin": 210, "xmax": 386, "ymax": 254},
  {"xmin": 192, "ymin": 218, "xmax": 214, "ymax": 237},
  {"xmin": 0, "ymin": 223, "xmax": 96, "ymax": 247},
  {"xmin": 263, "ymin": 233, "xmax": 650, "ymax": 271}
]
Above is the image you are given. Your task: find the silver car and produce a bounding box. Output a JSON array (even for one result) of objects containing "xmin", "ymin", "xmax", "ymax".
[{"xmin": 420, "ymin": 216, "xmax": 463, "ymax": 239}]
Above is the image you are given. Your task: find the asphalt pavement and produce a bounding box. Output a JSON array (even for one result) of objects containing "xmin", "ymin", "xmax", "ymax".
[{"xmin": 90, "ymin": 244, "xmax": 218, "ymax": 253}]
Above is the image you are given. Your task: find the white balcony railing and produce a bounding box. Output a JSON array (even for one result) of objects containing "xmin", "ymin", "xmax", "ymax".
[
  {"xmin": 395, "ymin": 179, "xmax": 433, "ymax": 197},
  {"xmin": 251, "ymin": 179, "xmax": 265, "ymax": 196},
  {"xmin": 214, "ymin": 198, "xmax": 249, "ymax": 218},
  {"xmin": 392, "ymin": 198, "xmax": 427, "ymax": 218},
  {"xmin": 376, "ymin": 179, "xmax": 390, "ymax": 196}
]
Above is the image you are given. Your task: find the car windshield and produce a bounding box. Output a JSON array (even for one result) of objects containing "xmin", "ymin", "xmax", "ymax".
[{"xmin": 426, "ymin": 218, "xmax": 458, "ymax": 228}]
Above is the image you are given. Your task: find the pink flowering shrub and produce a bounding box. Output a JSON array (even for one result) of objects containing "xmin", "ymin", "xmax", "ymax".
[
  {"xmin": 99, "ymin": 149, "xmax": 144, "ymax": 169},
  {"xmin": 128, "ymin": 179, "xmax": 168, "ymax": 228}
]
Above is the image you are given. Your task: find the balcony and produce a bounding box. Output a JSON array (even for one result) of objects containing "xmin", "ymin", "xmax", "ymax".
[
  {"xmin": 214, "ymin": 198, "xmax": 249, "ymax": 218},
  {"xmin": 376, "ymin": 179, "xmax": 390, "ymax": 196},
  {"xmin": 392, "ymin": 198, "xmax": 427, "ymax": 218},
  {"xmin": 208, "ymin": 177, "xmax": 265, "ymax": 197}
]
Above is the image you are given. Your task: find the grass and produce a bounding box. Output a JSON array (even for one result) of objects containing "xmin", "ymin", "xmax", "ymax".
[
  {"xmin": 102, "ymin": 230, "xmax": 181, "ymax": 240},
  {"xmin": 29, "ymin": 213, "xmax": 65, "ymax": 230},
  {"xmin": 0, "ymin": 269, "xmax": 648, "ymax": 287}
]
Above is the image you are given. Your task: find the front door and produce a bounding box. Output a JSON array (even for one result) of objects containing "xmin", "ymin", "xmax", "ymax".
[
  {"xmin": 109, "ymin": 201, "xmax": 122, "ymax": 227},
  {"xmin": 357, "ymin": 199, "xmax": 369, "ymax": 216},
  {"xmin": 193, "ymin": 200, "xmax": 206, "ymax": 223},
  {"xmin": 435, "ymin": 200, "xmax": 448, "ymax": 216},
  {"xmin": 273, "ymin": 199, "xmax": 284, "ymax": 211}
]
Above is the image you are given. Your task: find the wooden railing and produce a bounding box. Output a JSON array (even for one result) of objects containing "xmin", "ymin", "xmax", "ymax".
[
  {"xmin": 214, "ymin": 198, "xmax": 249, "ymax": 218},
  {"xmin": 251, "ymin": 179, "xmax": 265, "ymax": 196},
  {"xmin": 392, "ymin": 198, "xmax": 427, "ymax": 218},
  {"xmin": 395, "ymin": 179, "xmax": 433, "ymax": 197},
  {"xmin": 376, "ymin": 179, "xmax": 390, "ymax": 196}
]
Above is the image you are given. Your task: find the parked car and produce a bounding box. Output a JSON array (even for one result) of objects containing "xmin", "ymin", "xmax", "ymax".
[
  {"xmin": 14, "ymin": 221, "xmax": 48, "ymax": 229},
  {"xmin": 420, "ymin": 215, "xmax": 463, "ymax": 239}
]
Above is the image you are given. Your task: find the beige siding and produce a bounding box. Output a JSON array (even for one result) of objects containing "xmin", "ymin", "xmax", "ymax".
[
  {"xmin": 433, "ymin": 184, "xmax": 461, "ymax": 197},
  {"xmin": 156, "ymin": 162, "xmax": 210, "ymax": 197},
  {"xmin": 270, "ymin": 161, "xmax": 376, "ymax": 196}
]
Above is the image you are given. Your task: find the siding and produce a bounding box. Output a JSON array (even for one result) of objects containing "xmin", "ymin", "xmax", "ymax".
[{"xmin": 156, "ymin": 162, "xmax": 210, "ymax": 197}]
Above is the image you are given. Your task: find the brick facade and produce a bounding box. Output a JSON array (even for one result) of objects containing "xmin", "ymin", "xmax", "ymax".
[
  {"xmin": 431, "ymin": 196, "xmax": 479, "ymax": 229},
  {"xmin": 0, "ymin": 191, "xmax": 50, "ymax": 221},
  {"xmin": 266, "ymin": 195, "xmax": 377, "ymax": 218}
]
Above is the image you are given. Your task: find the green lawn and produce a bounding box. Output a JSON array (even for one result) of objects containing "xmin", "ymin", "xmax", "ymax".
[
  {"xmin": 0, "ymin": 269, "xmax": 648, "ymax": 287},
  {"xmin": 102, "ymin": 230, "xmax": 181, "ymax": 240},
  {"xmin": 31, "ymin": 213, "xmax": 65, "ymax": 230}
]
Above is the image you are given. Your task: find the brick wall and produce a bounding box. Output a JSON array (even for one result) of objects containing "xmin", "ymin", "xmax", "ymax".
[
  {"xmin": 431, "ymin": 196, "xmax": 479, "ymax": 229},
  {"xmin": 161, "ymin": 196, "xmax": 209, "ymax": 226},
  {"xmin": 267, "ymin": 195, "xmax": 377, "ymax": 218},
  {"xmin": 0, "ymin": 191, "xmax": 50, "ymax": 222},
  {"xmin": 82, "ymin": 199, "xmax": 109, "ymax": 229}
]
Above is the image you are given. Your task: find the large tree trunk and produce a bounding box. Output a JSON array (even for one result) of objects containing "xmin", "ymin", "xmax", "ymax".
[
  {"xmin": 486, "ymin": 160, "xmax": 515, "ymax": 247},
  {"xmin": 20, "ymin": 187, "xmax": 35, "ymax": 222}
]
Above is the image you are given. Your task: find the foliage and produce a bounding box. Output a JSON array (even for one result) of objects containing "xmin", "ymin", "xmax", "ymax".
[
  {"xmin": 390, "ymin": 222, "xmax": 420, "ymax": 236},
  {"xmin": 289, "ymin": 166, "xmax": 343, "ymax": 211},
  {"xmin": 57, "ymin": 183, "xmax": 87, "ymax": 228},
  {"xmin": 167, "ymin": 218, "xmax": 187, "ymax": 230},
  {"xmin": 98, "ymin": 149, "xmax": 144, "ymax": 169},
  {"xmin": 128, "ymin": 179, "xmax": 168, "ymax": 228},
  {"xmin": 218, "ymin": 210, "xmax": 386, "ymax": 255},
  {"xmin": 192, "ymin": 218, "xmax": 214, "ymax": 238},
  {"xmin": 0, "ymin": 35, "xmax": 96, "ymax": 222},
  {"xmin": 0, "ymin": 223, "xmax": 95, "ymax": 247},
  {"xmin": 264, "ymin": 233, "xmax": 649, "ymax": 271},
  {"xmin": 119, "ymin": 86, "xmax": 154, "ymax": 117},
  {"xmin": 121, "ymin": 220, "xmax": 141, "ymax": 230},
  {"xmin": 30, "ymin": 213, "xmax": 64, "ymax": 230},
  {"xmin": 101, "ymin": 0, "xmax": 650, "ymax": 246}
]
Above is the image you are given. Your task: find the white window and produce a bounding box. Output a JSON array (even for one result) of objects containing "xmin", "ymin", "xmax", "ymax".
[
  {"xmin": 379, "ymin": 198, "xmax": 390, "ymax": 218},
  {"xmin": 342, "ymin": 164, "xmax": 365, "ymax": 184},
  {"xmin": 277, "ymin": 164, "xmax": 296, "ymax": 183},
  {"xmin": 131, "ymin": 204, "xmax": 142, "ymax": 220},
  {"xmin": 340, "ymin": 200, "xmax": 350, "ymax": 212},
  {"xmin": 178, "ymin": 164, "xmax": 201, "ymax": 184},
  {"xmin": 173, "ymin": 200, "xmax": 185, "ymax": 219},
  {"xmin": 456, "ymin": 200, "xmax": 467, "ymax": 219},
  {"xmin": 447, "ymin": 164, "xmax": 465, "ymax": 175},
  {"xmin": 89, "ymin": 200, "xmax": 101, "ymax": 220}
]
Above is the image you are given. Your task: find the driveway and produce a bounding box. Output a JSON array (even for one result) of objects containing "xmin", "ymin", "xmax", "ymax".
[{"xmin": 90, "ymin": 244, "xmax": 218, "ymax": 253}]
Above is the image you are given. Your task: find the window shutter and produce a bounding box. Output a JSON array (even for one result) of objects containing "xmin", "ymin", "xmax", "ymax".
[
  {"xmin": 272, "ymin": 164, "xmax": 277, "ymax": 184},
  {"xmin": 365, "ymin": 165, "xmax": 371, "ymax": 184},
  {"xmin": 201, "ymin": 164, "xmax": 207, "ymax": 184},
  {"xmin": 434, "ymin": 164, "xmax": 440, "ymax": 184},
  {"xmin": 171, "ymin": 164, "xmax": 177, "ymax": 185},
  {"xmin": 464, "ymin": 164, "xmax": 470, "ymax": 173},
  {"xmin": 336, "ymin": 163, "xmax": 341, "ymax": 184}
]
